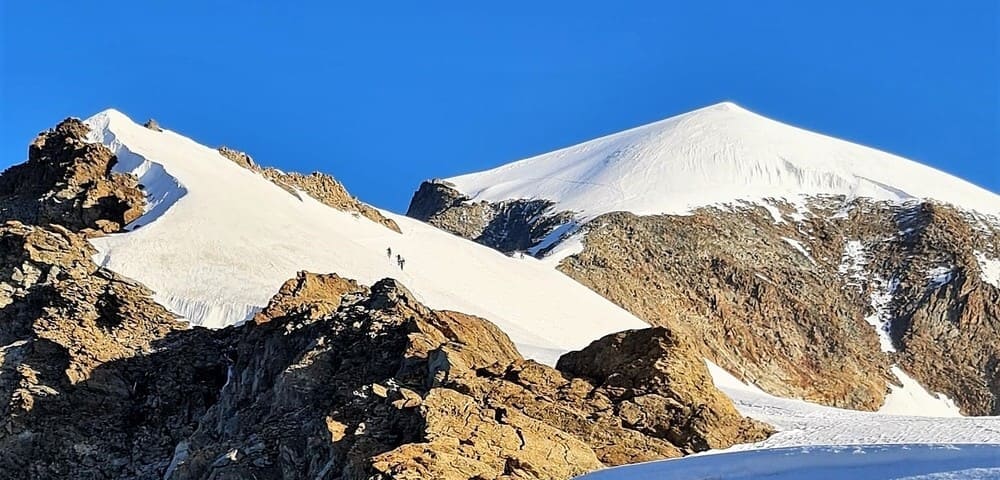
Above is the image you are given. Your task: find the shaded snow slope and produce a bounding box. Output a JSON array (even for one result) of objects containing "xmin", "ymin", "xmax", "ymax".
[
  {"xmin": 83, "ymin": 109, "xmax": 646, "ymax": 363},
  {"xmin": 577, "ymin": 444, "xmax": 1000, "ymax": 480},
  {"xmin": 448, "ymin": 102, "xmax": 1000, "ymax": 220}
]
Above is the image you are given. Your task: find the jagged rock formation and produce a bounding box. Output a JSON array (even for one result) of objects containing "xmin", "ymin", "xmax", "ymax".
[
  {"xmin": 0, "ymin": 220, "xmax": 201, "ymax": 478},
  {"xmin": 0, "ymin": 262, "xmax": 770, "ymax": 479},
  {"xmin": 407, "ymin": 180, "xmax": 574, "ymax": 254},
  {"xmin": 173, "ymin": 276, "xmax": 769, "ymax": 479},
  {"xmin": 887, "ymin": 203, "xmax": 1000, "ymax": 414},
  {"xmin": 218, "ymin": 146, "xmax": 401, "ymax": 232},
  {"xmin": 0, "ymin": 118, "xmax": 145, "ymax": 234}
]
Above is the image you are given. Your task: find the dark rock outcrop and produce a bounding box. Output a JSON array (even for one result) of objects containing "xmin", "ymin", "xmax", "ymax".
[
  {"xmin": 0, "ymin": 118, "xmax": 145, "ymax": 234},
  {"xmin": 415, "ymin": 181, "xmax": 1000, "ymax": 414},
  {"xmin": 407, "ymin": 180, "xmax": 574, "ymax": 254}
]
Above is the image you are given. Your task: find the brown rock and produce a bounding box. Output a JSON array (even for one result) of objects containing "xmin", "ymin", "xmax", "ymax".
[
  {"xmin": 0, "ymin": 118, "xmax": 145, "ymax": 234},
  {"xmin": 217, "ymin": 146, "xmax": 401, "ymax": 232}
]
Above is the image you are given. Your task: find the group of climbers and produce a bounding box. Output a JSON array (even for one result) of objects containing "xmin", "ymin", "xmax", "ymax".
[{"xmin": 387, "ymin": 247, "xmax": 405, "ymax": 270}]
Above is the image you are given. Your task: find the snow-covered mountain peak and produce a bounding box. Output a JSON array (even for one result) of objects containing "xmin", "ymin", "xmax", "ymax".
[{"xmin": 446, "ymin": 103, "xmax": 1000, "ymax": 219}]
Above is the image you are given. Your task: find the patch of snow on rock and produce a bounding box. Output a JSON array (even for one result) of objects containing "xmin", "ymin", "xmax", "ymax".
[
  {"xmin": 838, "ymin": 240, "xmax": 868, "ymax": 287},
  {"xmin": 866, "ymin": 277, "xmax": 898, "ymax": 353},
  {"xmin": 881, "ymin": 366, "xmax": 962, "ymax": 417},
  {"xmin": 925, "ymin": 265, "xmax": 954, "ymax": 289},
  {"xmin": 973, "ymin": 251, "xmax": 1000, "ymax": 288},
  {"xmin": 780, "ymin": 237, "xmax": 815, "ymax": 265}
]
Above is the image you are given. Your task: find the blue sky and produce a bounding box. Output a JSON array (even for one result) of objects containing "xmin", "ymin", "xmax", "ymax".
[{"xmin": 2, "ymin": 1, "xmax": 997, "ymax": 210}]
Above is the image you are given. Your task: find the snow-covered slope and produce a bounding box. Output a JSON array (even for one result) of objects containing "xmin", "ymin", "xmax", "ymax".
[
  {"xmin": 575, "ymin": 362, "xmax": 1000, "ymax": 479},
  {"xmin": 83, "ymin": 109, "xmax": 646, "ymax": 364},
  {"xmin": 448, "ymin": 102, "xmax": 1000, "ymax": 220},
  {"xmin": 577, "ymin": 444, "xmax": 1000, "ymax": 480}
]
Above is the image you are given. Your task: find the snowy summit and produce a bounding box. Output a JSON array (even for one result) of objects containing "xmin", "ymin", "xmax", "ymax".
[{"xmin": 447, "ymin": 102, "xmax": 1000, "ymax": 219}]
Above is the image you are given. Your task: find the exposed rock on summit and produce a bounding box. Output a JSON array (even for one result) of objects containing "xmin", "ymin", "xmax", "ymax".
[{"xmin": 0, "ymin": 118, "xmax": 145, "ymax": 234}]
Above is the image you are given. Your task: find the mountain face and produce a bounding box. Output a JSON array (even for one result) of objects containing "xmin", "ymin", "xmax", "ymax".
[
  {"xmin": 0, "ymin": 115, "xmax": 770, "ymax": 479},
  {"xmin": 409, "ymin": 103, "xmax": 1000, "ymax": 415},
  {"xmin": 2, "ymin": 106, "xmax": 998, "ymax": 479}
]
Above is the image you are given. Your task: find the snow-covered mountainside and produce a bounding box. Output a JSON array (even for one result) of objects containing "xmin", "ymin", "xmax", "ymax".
[
  {"xmin": 82, "ymin": 109, "xmax": 646, "ymax": 363},
  {"xmin": 446, "ymin": 102, "xmax": 1000, "ymax": 220},
  {"xmin": 410, "ymin": 102, "xmax": 1000, "ymax": 417}
]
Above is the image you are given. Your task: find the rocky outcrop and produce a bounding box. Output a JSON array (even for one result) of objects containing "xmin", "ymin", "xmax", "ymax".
[
  {"xmin": 173, "ymin": 278, "xmax": 769, "ymax": 479},
  {"xmin": 218, "ymin": 146, "xmax": 401, "ymax": 233},
  {"xmin": 0, "ymin": 256, "xmax": 769, "ymax": 479},
  {"xmin": 143, "ymin": 119, "xmax": 163, "ymax": 132},
  {"xmin": 886, "ymin": 203, "xmax": 1000, "ymax": 414},
  {"xmin": 0, "ymin": 220, "xmax": 206, "ymax": 479},
  {"xmin": 407, "ymin": 180, "xmax": 574, "ymax": 254},
  {"xmin": 554, "ymin": 198, "xmax": 1000, "ymax": 414},
  {"xmin": 557, "ymin": 327, "xmax": 772, "ymax": 452},
  {"xmin": 0, "ymin": 118, "xmax": 145, "ymax": 234}
]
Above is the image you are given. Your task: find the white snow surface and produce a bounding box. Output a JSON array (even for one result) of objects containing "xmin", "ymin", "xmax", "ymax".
[
  {"xmin": 705, "ymin": 362, "xmax": 993, "ymax": 447},
  {"xmin": 866, "ymin": 276, "xmax": 899, "ymax": 353},
  {"xmin": 447, "ymin": 102, "xmax": 1000, "ymax": 221},
  {"xmin": 973, "ymin": 251, "xmax": 1000, "ymax": 289},
  {"xmin": 838, "ymin": 239, "xmax": 869, "ymax": 287},
  {"xmin": 579, "ymin": 363, "xmax": 1000, "ymax": 479},
  {"xmin": 83, "ymin": 109, "xmax": 647, "ymax": 362},
  {"xmin": 882, "ymin": 366, "xmax": 962, "ymax": 418}
]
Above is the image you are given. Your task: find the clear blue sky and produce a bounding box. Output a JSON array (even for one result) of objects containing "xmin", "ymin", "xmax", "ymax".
[{"xmin": 2, "ymin": 2, "xmax": 997, "ymax": 211}]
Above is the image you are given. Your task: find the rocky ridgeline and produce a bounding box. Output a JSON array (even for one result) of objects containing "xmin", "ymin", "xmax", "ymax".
[
  {"xmin": 0, "ymin": 118, "xmax": 145, "ymax": 235},
  {"xmin": 0, "ymin": 118, "xmax": 770, "ymax": 479},
  {"xmin": 409, "ymin": 187, "xmax": 1000, "ymax": 415},
  {"xmin": 218, "ymin": 146, "xmax": 401, "ymax": 233},
  {"xmin": 408, "ymin": 180, "xmax": 574, "ymax": 254}
]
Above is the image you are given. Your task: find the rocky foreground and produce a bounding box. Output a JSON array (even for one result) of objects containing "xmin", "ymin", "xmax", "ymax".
[{"xmin": 0, "ymin": 118, "xmax": 770, "ymax": 479}]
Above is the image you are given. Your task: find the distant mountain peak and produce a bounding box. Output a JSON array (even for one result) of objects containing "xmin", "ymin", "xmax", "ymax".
[{"xmin": 444, "ymin": 104, "xmax": 1000, "ymax": 219}]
